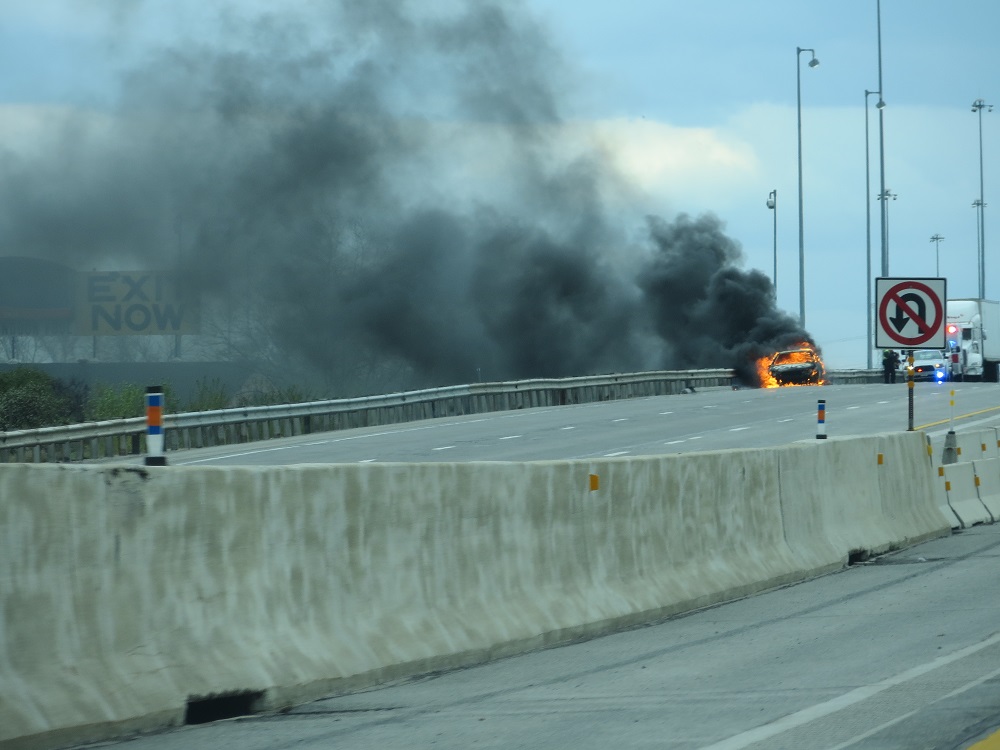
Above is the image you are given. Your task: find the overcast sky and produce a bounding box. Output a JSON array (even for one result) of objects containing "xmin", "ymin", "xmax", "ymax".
[{"xmin": 1, "ymin": 0, "xmax": 998, "ymax": 370}]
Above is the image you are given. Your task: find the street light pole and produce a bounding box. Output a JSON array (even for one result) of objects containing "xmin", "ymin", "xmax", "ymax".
[
  {"xmin": 973, "ymin": 99, "xmax": 992, "ymax": 298},
  {"xmin": 877, "ymin": 0, "xmax": 888, "ymax": 276},
  {"xmin": 974, "ymin": 199, "xmax": 987, "ymax": 293},
  {"xmin": 878, "ymin": 189, "xmax": 897, "ymax": 257},
  {"xmin": 930, "ymin": 234, "xmax": 944, "ymax": 276},
  {"xmin": 865, "ymin": 89, "xmax": 883, "ymax": 370},
  {"xmin": 797, "ymin": 46, "xmax": 819, "ymax": 328},
  {"xmin": 767, "ymin": 190, "xmax": 777, "ymax": 297}
]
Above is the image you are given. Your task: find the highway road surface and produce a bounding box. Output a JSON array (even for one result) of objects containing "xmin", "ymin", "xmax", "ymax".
[{"xmin": 162, "ymin": 381, "xmax": 1000, "ymax": 467}]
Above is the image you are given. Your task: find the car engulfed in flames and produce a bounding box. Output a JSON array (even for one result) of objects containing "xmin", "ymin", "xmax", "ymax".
[{"xmin": 756, "ymin": 346, "xmax": 826, "ymax": 388}]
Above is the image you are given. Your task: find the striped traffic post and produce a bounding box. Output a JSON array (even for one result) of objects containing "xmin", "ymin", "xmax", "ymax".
[
  {"xmin": 816, "ymin": 399, "xmax": 827, "ymax": 439},
  {"xmin": 145, "ymin": 386, "xmax": 166, "ymax": 466}
]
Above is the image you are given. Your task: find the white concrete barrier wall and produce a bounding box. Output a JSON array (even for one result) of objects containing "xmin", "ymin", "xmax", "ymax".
[
  {"xmin": 0, "ymin": 433, "xmax": 952, "ymax": 750},
  {"xmin": 879, "ymin": 433, "xmax": 960, "ymax": 543},
  {"xmin": 973, "ymin": 457, "xmax": 1000, "ymax": 519},
  {"xmin": 778, "ymin": 437, "xmax": 896, "ymax": 565},
  {"xmin": 955, "ymin": 428, "xmax": 999, "ymax": 463},
  {"xmin": 938, "ymin": 462, "xmax": 993, "ymax": 528}
]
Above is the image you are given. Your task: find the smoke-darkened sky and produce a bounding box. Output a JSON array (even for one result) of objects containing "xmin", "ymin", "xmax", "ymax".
[{"xmin": 0, "ymin": 1, "xmax": 815, "ymax": 392}]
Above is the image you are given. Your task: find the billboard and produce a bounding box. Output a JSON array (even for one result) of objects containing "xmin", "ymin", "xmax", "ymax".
[{"xmin": 77, "ymin": 271, "xmax": 200, "ymax": 336}]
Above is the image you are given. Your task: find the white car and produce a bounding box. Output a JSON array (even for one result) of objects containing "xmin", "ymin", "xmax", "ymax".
[{"xmin": 905, "ymin": 350, "xmax": 949, "ymax": 382}]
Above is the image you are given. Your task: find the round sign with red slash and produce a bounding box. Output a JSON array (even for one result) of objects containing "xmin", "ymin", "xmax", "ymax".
[{"xmin": 875, "ymin": 278, "xmax": 946, "ymax": 348}]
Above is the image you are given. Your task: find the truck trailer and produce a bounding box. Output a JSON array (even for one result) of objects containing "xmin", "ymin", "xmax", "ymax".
[{"xmin": 946, "ymin": 298, "xmax": 1000, "ymax": 381}]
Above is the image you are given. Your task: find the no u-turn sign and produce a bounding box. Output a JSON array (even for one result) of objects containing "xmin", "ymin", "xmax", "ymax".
[{"xmin": 875, "ymin": 277, "xmax": 947, "ymax": 349}]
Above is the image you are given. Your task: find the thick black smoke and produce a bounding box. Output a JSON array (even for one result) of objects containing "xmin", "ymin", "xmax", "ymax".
[{"xmin": 0, "ymin": 1, "xmax": 814, "ymax": 393}]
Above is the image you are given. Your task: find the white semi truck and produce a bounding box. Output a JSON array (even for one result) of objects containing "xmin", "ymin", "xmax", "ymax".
[{"xmin": 945, "ymin": 298, "xmax": 1000, "ymax": 381}]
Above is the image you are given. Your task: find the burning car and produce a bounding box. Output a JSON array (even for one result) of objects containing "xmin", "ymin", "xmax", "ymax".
[{"xmin": 766, "ymin": 348, "xmax": 824, "ymax": 386}]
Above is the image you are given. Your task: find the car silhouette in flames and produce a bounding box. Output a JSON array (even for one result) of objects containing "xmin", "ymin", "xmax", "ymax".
[{"xmin": 758, "ymin": 347, "xmax": 825, "ymax": 387}]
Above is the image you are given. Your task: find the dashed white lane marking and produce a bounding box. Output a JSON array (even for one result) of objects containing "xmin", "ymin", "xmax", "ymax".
[
  {"xmin": 499, "ymin": 435, "xmax": 521, "ymax": 440},
  {"xmin": 359, "ymin": 458, "xmax": 376, "ymax": 463},
  {"xmin": 778, "ymin": 418, "xmax": 794, "ymax": 423},
  {"xmin": 176, "ymin": 419, "xmax": 491, "ymax": 465},
  {"xmin": 878, "ymin": 400, "xmax": 890, "ymax": 404},
  {"xmin": 432, "ymin": 446, "xmax": 455, "ymax": 451},
  {"xmin": 561, "ymin": 426, "xmax": 576, "ymax": 430},
  {"xmin": 612, "ymin": 418, "xmax": 628, "ymax": 423},
  {"xmin": 730, "ymin": 427, "xmax": 750, "ymax": 432},
  {"xmin": 604, "ymin": 451, "xmax": 630, "ymax": 457},
  {"xmin": 847, "ymin": 406, "xmax": 860, "ymax": 410},
  {"xmin": 665, "ymin": 440, "xmax": 685, "ymax": 445},
  {"xmin": 660, "ymin": 411, "xmax": 673, "ymax": 415},
  {"xmin": 689, "ymin": 435, "xmax": 703, "ymax": 440},
  {"xmin": 702, "ymin": 631, "xmax": 1000, "ymax": 750}
]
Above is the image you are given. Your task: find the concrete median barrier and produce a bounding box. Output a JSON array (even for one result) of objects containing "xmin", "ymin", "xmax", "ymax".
[
  {"xmin": 954, "ymin": 428, "xmax": 1000, "ymax": 464},
  {"xmin": 0, "ymin": 432, "xmax": 951, "ymax": 750},
  {"xmin": 938, "ymin": 462, "xmax": 992, "ymax": 528},
  {"xmin": 971, "ymin": 458, "xmax": 1000, "ymax": 520},
  {"xmin": 877, "ymin": 432, "xmax": 958, "ymax": 542}
]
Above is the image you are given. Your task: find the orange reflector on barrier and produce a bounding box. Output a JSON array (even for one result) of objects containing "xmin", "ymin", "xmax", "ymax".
[
  {"xmin": 939, "ymin": 466, "xmax": 945, "ymax": 476},
  {"xmin": 877, "ymin": 453, "xmax": 884, "ymax": 465},
  {"xmin": 589, "ymin": 474, "xmax": 599, "ymax": 491},
  {"xmin": 945, "ymin": 481, "xmax": 952, "ymax": 491},
  {"xmin": 976, "ymin": 476, "xmax": 982, "ymax": 487}
]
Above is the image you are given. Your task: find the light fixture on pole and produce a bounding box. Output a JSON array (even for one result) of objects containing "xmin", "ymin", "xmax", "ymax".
[
  {"xmin": 865, "ymin": 89, "xmax": 883, "ymax": 370},
  {"xmin": 797, "ymin": 46, "xmax": 819, "ymax": 328},
  {"xmin": 767, "ymin": 190, "xmax": 777, "ymax": 296},
  {"xmin": 930, "ymin": 234, "xmax": 944, "ymax": 276},
  {"xmin": 972, "ymin": 98, "xmax": 992, "ymax": 298},
  {"xmin": 878, "ymin": 189, "xmax": 897, "ymax": 255}
]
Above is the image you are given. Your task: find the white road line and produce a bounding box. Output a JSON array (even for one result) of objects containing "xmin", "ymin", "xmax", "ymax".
[
  {"xmin": 846, "ymin": 406, "xmax": 860, "ymax": 410},
  {"xmin": 561, "ymin": 426, "xmax": 576, "ymax": 430},
  {"xmin": 499, "ymin": 435, "xmax": 521, "ymax": 440},
  {"xmin": 878, "ymin": 400, "xmax": 890, "ymax": 404},
  {"xmin": 729, "ymin": 427, "xmax": 750, "ymax": 432},
  {"xmin": 825, "ymin": 663, "xmax": 1000, "ymax": 750},
  {"xmin": 358, "ymin": 458, "xmax": 376, "ymax": 463},
  {"xmin": 176, "ymin": 419, "xmax": 489, "ymax": 464},
  {"xmin": 665, "ymin": 440, "xmax": 685, "ymax": 445},
  {"xmin": 432, "ymin": 446, "xmax": 455, "ymax": 451},
  {"xmin": 604, "ymin": 450, "xmax": 630, "ymax": 457},
  {"xmin": 777, "ymin": 418, "xmax": 794, "ymax": 423},
  {"xmin": 689, "ymin": 435, "xmax": 703, "ymax": 440},
  {"xmin": 612, "ymin": 418, "xmax": 628, "ymax": 423},
  {"xmin": 660, "ymin": 411, "xmax": 673, "ymax": 415},
  {"xmin": 701, "ymin": 631, "xmax": 1000, "ymax": 750}
]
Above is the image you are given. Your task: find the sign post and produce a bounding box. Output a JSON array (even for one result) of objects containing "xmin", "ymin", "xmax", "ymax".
[{"xmin": 875, "ymin": 278, "xmax": 947, "ymax": 430}]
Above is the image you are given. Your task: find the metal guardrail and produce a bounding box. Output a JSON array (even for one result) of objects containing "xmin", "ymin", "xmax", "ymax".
[{"xmin": 0, "ymin": 368, "xmax": 882, "ymax": 463}]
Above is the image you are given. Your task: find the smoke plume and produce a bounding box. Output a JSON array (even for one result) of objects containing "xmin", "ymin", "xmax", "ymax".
[{"xmin": 0, "ymin": 1, "xmax": 815, "ymax": 393}]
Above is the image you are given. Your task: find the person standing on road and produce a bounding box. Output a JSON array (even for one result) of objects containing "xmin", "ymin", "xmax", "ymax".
[{"xmin": 882, "ymin": 349, "xmax": 895, "ymax": 383}]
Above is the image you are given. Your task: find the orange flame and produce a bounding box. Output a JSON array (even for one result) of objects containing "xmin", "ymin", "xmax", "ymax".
[{"xmin": 755, "ymin": 343, "xmax": 826, "ymax": 388}]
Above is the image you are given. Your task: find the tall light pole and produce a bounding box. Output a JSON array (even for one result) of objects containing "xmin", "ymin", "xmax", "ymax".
[
  {"xmin": 930, "ymin": 234, "xmax": 944, "ymax": 276},
  {"xmin": 767, "ymin": 190, "xmax": 777, "ymax": 296},
  {"xmin": 865, "ymin": 89, "xmax": 884, "ymax": 370},
  {"xmin": 972, "ymin": 99, "xmax": 992, "ymax": 298},
  {"xmin": 974, "ymin": 199, "xmax": 987, "ymax": 294},
  {"xmin": 878, "ymin": 189, "xmax": 897, "ymax": 257},
  {"xmin": 877, "ymin": 0, "xmax": 888, "ymax": 276},
  {"xmin": 797, "ymin": 46, "xmax": 819, "ymax": 328}
]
